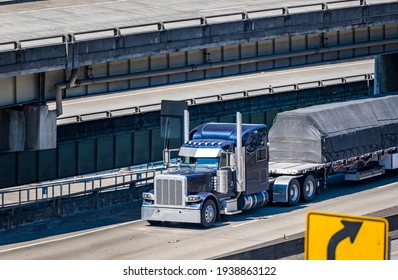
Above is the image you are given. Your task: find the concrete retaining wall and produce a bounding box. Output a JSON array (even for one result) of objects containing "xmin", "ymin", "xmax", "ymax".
[
  {"xmin": 0, "ymin": 184, "xmax": 152, "ymax": 231},
  {"xmin": 215, "ymin": 206, "xmax": 398, "ymax": 260}
]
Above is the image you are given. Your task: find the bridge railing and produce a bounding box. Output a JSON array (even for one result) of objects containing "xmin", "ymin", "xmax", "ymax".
[
  {"xmin": 56, "ymin": 73, "xmax": 374, "ymax": 124},
  {"xmin": 0, "ymin": 0, "xmax": 382, "ymax": 51},
  {"xmin": 0, "ymin": 166, "xmax": 165, "ymax": 211}
]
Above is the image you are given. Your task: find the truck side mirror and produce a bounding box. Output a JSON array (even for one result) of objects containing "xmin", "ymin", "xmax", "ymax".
[{"xmin": 163, "ymin": 148, "xmax": 181, "ymax": 167}]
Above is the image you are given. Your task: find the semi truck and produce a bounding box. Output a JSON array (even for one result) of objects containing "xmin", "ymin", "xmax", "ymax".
[{"xmin": 141, "ymin": 95, "xmax": 398, "ymax": 227}]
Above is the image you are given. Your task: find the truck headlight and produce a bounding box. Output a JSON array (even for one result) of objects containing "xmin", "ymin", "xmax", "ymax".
[
  {"xmin": 186, "ymin": 195, "xmax": 201, "ymax": 203},
  {"xmin": 142, "ymin": 192, "xmax": 155, "ymax": 201}
]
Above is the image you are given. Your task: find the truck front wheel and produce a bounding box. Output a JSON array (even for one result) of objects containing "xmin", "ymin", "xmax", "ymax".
[{"xmin": 201, "ymin": 199, "xmax": 217, "ymax": 228}]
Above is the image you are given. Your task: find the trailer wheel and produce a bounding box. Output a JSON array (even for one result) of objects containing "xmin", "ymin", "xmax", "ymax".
[
  {"xmin": 301, "ymin": 175, "xmax": 316, "ymax": 202},
  {"xmin": 288, "ymin": 179, "xmax": 301, "ymax": 206},
  {"xmin": 201, "ymin": 199, "xmax": 217, "ymax": 228}
]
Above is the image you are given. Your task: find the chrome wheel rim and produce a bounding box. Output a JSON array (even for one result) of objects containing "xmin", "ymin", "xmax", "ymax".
[
  {"xmin": 305, "ymin": 180, "xmax": 315, "ymax": 198},
  {"xmin": 205, "ymin": 205, "xmax": 215, "ymax": 223},
  {"xmin": 290, "ymin": 184, "xmax": 299, "ymax": 202}
]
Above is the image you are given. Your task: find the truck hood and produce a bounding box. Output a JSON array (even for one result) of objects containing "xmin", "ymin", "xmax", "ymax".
[{"xmin": 168, "ymin": 167, "xmax": 216, "ymax": 193}]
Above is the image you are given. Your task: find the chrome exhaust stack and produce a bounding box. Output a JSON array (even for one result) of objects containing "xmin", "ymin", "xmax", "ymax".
[
  {"xmin": 184, "ymin": 109, "xmax": 189, "ymax": 143},
  {"xmin": 236, "ymin": 112, "xmax": 246, "ymax": 193}
]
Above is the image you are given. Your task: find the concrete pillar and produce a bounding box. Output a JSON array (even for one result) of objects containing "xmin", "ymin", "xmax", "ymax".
[
  {"xmin": 0, "ymin": 109, "xmax": 25, "ymax": 152},
  {"xmin": 24, "ymin": 104, "xmax": 57, "ymax": 150},
  {"xmin": 0, "ymin": 104, "xmax": 56, "ymax": 152},
  {"xmin": 374, "ymin": 53, "xmax": 398, "ymax": 95},
  {"xmin": 8, "ymin": 109, "xmax": 26, "ymax": 151}
]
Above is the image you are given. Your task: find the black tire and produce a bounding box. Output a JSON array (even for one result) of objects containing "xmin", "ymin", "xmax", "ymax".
[
  {"xmin": 301, "ymin": 174, "xmax": 316, "ymax": 202},
  {"xmin": 288, "ymin": 178, "xmax": 301, "ymax": 206},
  {"xmin": 147, "ymin": 220, "xmax": 161, "ymax": 226},
  {"xmin": 200, "ymin": 199, "xmax": 217, "ymax": 228}
]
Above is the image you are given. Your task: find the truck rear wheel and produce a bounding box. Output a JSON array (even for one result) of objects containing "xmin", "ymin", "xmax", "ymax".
[
  {"xmin": 288, "ymin": 179, "xmax": 301, "ymax": 206},
  {"xmin": 201, "ymin": 199, "xmax": 217, "ymax": 228},
  {"xmin": 301, "ymin": 174, "xmax": 316, "ymax": 202}
]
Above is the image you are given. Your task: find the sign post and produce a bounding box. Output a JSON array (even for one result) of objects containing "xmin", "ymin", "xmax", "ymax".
[{"xmin": 305, "ymin": 210, "xmax": 389, "ymax": 260}]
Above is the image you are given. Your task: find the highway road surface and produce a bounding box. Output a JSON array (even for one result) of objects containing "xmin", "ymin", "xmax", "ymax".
[
  {"xmin": 50, "ymin": 59, "xmax": 374, "ymax": 124},
  {"xmin": 0, "ymin": 170, "xmax": 397, "ymax": 260},
  {"xmin": 0, "ymin": 0, "xmax": 393, "ymax": 43}
]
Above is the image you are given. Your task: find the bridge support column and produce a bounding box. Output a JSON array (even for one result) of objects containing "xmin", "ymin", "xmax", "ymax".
[
  {"xmin": 374, "ymin": 53, "xmax": 398, "ymax": 95},
  {"xmin": 0, "ymin": 104, "xmax": 56, "ymax": 152},
  {"xmin": 0, "ymin": 109, "xmax": 25, "ymax": 151}
]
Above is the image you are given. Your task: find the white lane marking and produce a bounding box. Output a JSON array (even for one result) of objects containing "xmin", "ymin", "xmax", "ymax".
[
  {"xmin": 0, "ymin": 219, "xmax": 142, "ymax": 254},
  {"xmin": 61, "ymin": 60, "xmax": 373, "ymax": 107},
  {"xmin": 231, "ymin": 219, "xmax": 258, "ymax": 228}
]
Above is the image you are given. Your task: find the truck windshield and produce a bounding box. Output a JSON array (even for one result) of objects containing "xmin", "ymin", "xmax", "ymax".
[{"xmin": 180, "ymin": 157, "xmax": 219, "ymax": 169}]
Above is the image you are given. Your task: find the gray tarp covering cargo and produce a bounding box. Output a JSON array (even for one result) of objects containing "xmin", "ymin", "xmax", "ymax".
[{"xmin": 269, "ymin": 95, "xmax": 398, "ymax": 163}]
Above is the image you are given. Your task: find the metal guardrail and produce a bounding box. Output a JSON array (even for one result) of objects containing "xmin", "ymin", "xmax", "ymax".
[
  {"xmin": 57, "ymin": 73, "xmax": 374, "ymax": 124},
  {"xmin": 0, "ymin": 166, "xmax": 165, "ymax": 211},
  {"xmin": 0, "ymin": 0, "xmax": 380, "ymax": 51}
]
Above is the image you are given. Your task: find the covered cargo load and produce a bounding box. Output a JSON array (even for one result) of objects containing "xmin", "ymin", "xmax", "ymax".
[{"xmin": 269, "ymin": 95, "xmax": 398, "ymax": 163}]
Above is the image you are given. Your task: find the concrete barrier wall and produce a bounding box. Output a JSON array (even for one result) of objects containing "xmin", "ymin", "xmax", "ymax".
[
  {"xmin": 0, "ymin": 184, "xmax": 152, "ymax": 231},
  {"xmin": 215, "ymin": 206, "xmax": 398, "ymax": 260}
]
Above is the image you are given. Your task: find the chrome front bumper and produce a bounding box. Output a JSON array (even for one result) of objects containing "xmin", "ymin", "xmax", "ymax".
[{"xmin": 141, "ymin": 205, "xmax": 201, "ymax": 224}]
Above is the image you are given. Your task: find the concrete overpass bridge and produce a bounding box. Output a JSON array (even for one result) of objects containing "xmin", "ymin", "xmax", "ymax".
[
  {"xmin": 0, "ymin": 0, "xmax": 397, "ymax": 103},
  {"xmin": 0, "ymin": 0, "xmax": 397, "ymax": 188}
]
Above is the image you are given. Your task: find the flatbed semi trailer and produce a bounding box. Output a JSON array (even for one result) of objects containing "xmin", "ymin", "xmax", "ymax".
[
  {"xmin": 267, "ymin": 94, "xmax": 398, "ymax": 204},
  {"xmin": 141, "ymin": 95, "xmax": 398, "ymax": 227}
]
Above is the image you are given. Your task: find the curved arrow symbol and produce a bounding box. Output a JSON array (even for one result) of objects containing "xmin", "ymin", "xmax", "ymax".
[{"xmin": 327, "ymin": 220, "xmax": 363, "ymax": 260}]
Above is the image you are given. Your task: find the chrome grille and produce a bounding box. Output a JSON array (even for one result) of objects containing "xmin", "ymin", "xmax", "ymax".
[{"xmin": 155, "ymin": 177, "xmax": 185, "ymax": 206}]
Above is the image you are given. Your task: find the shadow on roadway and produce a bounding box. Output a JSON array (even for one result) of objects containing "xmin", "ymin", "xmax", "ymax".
[{"xmin": 0, "ymin": 200, "xmax": 143, "ymax": 247}]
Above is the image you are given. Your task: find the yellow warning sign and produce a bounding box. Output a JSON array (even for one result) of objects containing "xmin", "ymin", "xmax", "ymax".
[{"xmin": 305, "ymin": 210, "xmax": 389, "ymax": 260}]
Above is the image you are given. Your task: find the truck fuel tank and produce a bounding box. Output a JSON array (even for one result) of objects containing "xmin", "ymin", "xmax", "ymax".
[
  {"xmin": 216, "ymin": 169, "xmax": 229, "ymax": 194},
  {"xmin": 238, "ymin": 191, "xmax": 269, "ymax": 211}
]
